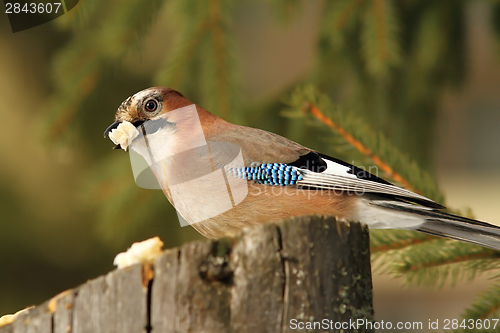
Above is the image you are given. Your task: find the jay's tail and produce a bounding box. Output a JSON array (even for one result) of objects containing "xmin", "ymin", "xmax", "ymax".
[{"xmin": 364, "ymin": 199, "xmax": 500, "ymax": 251}]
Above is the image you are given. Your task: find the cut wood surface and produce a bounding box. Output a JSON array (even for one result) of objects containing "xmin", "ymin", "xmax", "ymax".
[{"xmin": 0, "ymin": 215, "xmax": 374, "ymax": 333}]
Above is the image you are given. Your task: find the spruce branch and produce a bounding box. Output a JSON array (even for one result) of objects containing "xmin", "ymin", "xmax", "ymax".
[
  {"xmin": 361, "ymin": 0, "xmax": 402, "ymax": 76},
  {"xmin": 286, "ymin": 84, "xmax": 443, "ymax": 202},
  {"xmin": 318, "ymin": 0, "xmax": 364, "ymax": 54},
  {"xmin": 328, "ymin": 0, "xmax": 364, "ymax": 31},
  {"xmin": 207, "ymin": 0, "xmax": 231, "ymax": 119},
  {"xmin": 444, "ymin": 283, "xmax": 500, "ymax": 332},
  {"xmin": 372, "ymin": 237, "xmax": 500, "ymax": 289},
  {"xmin": 461, "ymin": 282, "xmax": 500, "ymax": 320},
  {"xmin": 392, "ymin": 243, "xmax": 499, "ymax": 288},
  {"xmin": 267, "ymin": 0, "xmax": 302, "ymax": 24},
  {"xmin": 154, "ymin": 18, "xmax": 210, "ymax": 89},
  {"xmin": 154, "ymin": 0, "xmax": 240, "ymax": 121},
  {"xmin": 370, "ymin": 229, "xmax": 435, "ymax": 253},
  {"xmin": 309, "ymin": 102, "xmax": 415, "ymax": 191}
]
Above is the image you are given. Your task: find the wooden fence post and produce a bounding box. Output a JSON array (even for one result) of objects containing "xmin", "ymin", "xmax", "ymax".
[{"xmin": 0, "ymin": 215, "xmax": 374, "ymax": 333}]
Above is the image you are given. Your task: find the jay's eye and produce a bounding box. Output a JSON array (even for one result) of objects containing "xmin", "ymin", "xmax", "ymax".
[{"xmin": 144, "ymin": 99, "xmax": 158, "ymax": 112}]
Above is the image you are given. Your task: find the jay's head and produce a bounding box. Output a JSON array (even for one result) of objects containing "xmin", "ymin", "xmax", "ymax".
[{"xmin": 103, "ymin": 87, "xmax": 191, "ymax": 140}]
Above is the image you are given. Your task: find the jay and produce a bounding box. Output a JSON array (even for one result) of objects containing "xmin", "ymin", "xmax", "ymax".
[{"xmin": 104, "ymin": 87, "xmax": 500, "ymax": 250}]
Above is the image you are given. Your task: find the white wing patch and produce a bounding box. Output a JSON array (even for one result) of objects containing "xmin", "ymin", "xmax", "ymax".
[
  {"xmin": 323, "ymin": 159, "xmax": 357, "ymax": 178},
  {"xmin": 297, "ymin": 170, "xmax": 438, "ymax": 206}
]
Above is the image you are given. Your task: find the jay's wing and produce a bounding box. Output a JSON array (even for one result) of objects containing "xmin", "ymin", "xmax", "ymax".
[{"xmin": 208, "ymin": 125, "xmax": 442, "ymax": 209}]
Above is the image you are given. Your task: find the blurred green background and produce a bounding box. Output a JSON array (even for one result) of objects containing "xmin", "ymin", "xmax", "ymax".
[{"xmin": 1, "ymin": 0, "xmax": 500, "ymax": 331}]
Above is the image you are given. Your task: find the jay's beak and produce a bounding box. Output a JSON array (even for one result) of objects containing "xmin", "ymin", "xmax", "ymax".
[
  {"xmin": 104, "ymin": 121, "xmax": 122, "ymax": 150},
  {"xmin": 104, "ymin": 121, "xmax": 121, "ymax": 138}
]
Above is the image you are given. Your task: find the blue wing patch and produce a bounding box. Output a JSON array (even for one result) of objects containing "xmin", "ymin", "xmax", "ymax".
[{"xmin": 229, "ymin": 163, "xmax": 303, "ymax": 186}]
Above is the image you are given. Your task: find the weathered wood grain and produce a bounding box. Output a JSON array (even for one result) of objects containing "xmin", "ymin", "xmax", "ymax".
[
  {"xmin": 53, "ymin": 291, "xmax": 74, "ymax": 333},
  {"xmin": 72, "ymin": 263, "xmax": 148, "ymax": 333},
  {"xmin": 11, "ymin": 303, "xmax": 51, "ymax": 333},
  {"xmin": 151, "ymin": 248, "xmax": 179, "ymax": 332},
  {"xmin": 279, "ymin": 216, "xmax": 373, "ymax": 332},
  {"xmin": 229, "ymin": 223, "xmax": 284, "ymax": 333},
  {"xmin": 0, "ymin": 322, "xmax": 13, "ymax": 333},
  {"xmin": 175, "ymin": 241, "xmax": 232, "ymax": 333},
  {"xmin": 0, "ymin": 321, "xmax": 13, "ymax": 333},
  {"xmin": 2, "ymin": 215, "xmax": 373, "ymax": 333}
]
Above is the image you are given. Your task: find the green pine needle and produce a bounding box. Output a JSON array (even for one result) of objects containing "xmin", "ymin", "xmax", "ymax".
[{"xmin": 361, "ymin": 0, "xmax": 402, "ymax": 76}]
